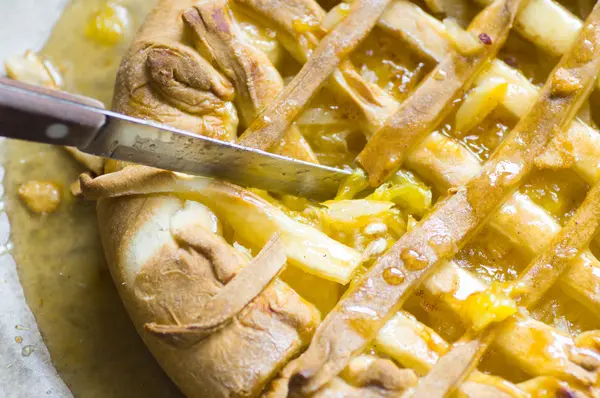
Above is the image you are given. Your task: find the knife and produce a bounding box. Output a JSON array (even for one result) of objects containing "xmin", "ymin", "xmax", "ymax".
[{"xmin": 0, "ymin": 78, "xmax": 351, "ymax": 200}]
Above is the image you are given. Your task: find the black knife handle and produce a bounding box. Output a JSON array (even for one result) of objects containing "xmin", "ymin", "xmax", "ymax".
[{"xmin": 0, "ymin": 77, "xmax": 106, "ymax": 148}]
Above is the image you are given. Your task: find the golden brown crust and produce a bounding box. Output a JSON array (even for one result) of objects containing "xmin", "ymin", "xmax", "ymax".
[
  {"xmin": 95, "ymin": 190, "xmax": 321, "ymax": 397},
  {"xmin": 112, "ymin": 0, "xmax": 238, "ymax": 141},
  {"xmin": 63, "ymin": 147, "xmax": 105, "ymax": 175},
  {"xmin": 183, "ymin": 0, "xmax": 317, "ymax": 161},
  {"xmin": 80, "ymin": 166, "xmax": 180, "ymax": 200},
  {"xmin": 144, "ymin": 233, "xmax": 287, "ymax": 346},
  {"xmin": 94, "ymin": 2, "xmax": 328, "ymax": 395},
  {"xmin": 80, "ymin": 165, "xmax": 363, "ymax": 284}
]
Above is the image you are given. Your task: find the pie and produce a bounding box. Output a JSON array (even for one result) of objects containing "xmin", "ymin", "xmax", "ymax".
[{"xmin": 8, "ymin": 0, "xmax": 600, "ymax": 396}]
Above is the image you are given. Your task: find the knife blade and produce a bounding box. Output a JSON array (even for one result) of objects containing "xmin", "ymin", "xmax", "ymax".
[{"xmin": 0, "ymin": 78, "xmax": 351, "ymax": 200}]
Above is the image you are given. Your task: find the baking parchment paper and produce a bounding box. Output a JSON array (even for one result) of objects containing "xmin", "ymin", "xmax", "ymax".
[{"xmin": 0, "ymin": 0, "xmax": 72, "ymax": 396}]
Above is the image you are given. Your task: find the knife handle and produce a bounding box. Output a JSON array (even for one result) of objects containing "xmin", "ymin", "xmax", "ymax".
[{"xmin": 0, "ymin": 77, "xmax": 106, "ymax": 148}]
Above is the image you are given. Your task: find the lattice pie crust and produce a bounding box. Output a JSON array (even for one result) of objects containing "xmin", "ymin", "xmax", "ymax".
[{"xmin": 51, "ymin": 0, "xmax": 600, "ymax": 396}]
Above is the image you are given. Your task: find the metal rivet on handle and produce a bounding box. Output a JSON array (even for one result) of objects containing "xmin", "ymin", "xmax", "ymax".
[{"xmin": 45, "ymin": 123, "xmax": 69, "ymax": 139}]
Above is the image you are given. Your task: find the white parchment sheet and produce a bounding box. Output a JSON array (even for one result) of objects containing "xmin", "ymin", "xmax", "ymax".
[{"xmin": 0, "ymin": 0, "xmax": 72, "ymax": 396}]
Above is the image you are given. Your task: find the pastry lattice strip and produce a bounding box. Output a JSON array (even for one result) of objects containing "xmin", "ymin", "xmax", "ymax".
[
  {"xmin": 356, "ymin": 0, "xmax": 600, "ymax": 184},
  {"xmin": 415, "ymin": 152, "xmax": 600, "ymax": 397},
  {"xmin": 377, "ymin": 311, "xmax": 589, "ymax": 396},
  {"xmin": 355, "ymin": 0, "xmax": 522, "ymax": 185},
  {"xmin": 476, "ymin": 0, "xmax": 585, "ymax": 57},
  {"xmin": 377, "ymin": 144, "xmax": 600, "ymax": 390},
  {"xmin": 235, "ymin": 0, "xmax": 400, "ymax": 136},
  {"xmin": 388, "ymin": 0, "xmax": 599, "ymax": 88},
  {"xmin": 269, "ymin": 1, "xmax": 600, "ymax": 394},
  {"xmin": 378, "ymin": 260, "xmax": 599, "ymax": 384},
  {"xmin": 379, "ymin": 1, "xmax": 600, "ymax": 317},
  {"xmin": 238, "ymin": 0, "xmax": 393, "ymax": 147},
  {"xmin": 383, "ymin": 1, "xmax": 600, "ymax": 186}
]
